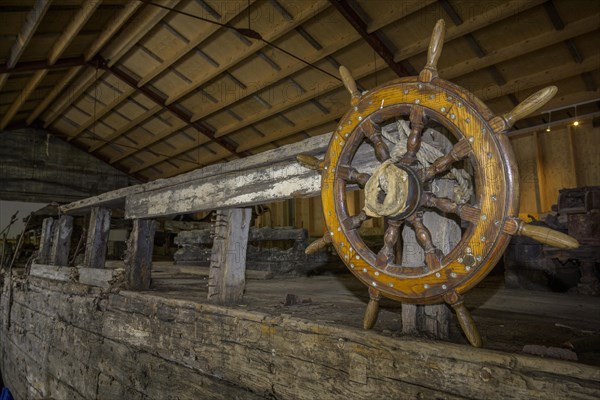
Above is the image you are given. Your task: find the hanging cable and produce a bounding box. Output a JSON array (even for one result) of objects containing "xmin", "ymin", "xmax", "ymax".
[{"xmin": 137, "ymin": 0, "xmax": 341, "ymax": 81}]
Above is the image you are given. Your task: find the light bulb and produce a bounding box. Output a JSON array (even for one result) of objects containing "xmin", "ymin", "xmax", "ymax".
[
  {"xmin": 546, "ymin": 127, "xmax": 551, "ymax": 132},
  {"xmin": 573, "ymin": 120, "xmax": 579, "ymax": 126}
]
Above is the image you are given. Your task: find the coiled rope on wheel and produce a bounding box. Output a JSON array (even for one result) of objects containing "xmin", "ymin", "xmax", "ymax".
[
  {"xmin": 385, "ymin": 120, "xmax": 473, "ymax": 205},
  {"xmin": 363, "ymin": 120, "xmax": 473, "ymax": 218}
]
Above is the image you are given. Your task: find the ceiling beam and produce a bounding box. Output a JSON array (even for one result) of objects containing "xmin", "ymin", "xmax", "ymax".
[
  {"xmin": 98, "ymin": 57, "xmax": 248, "ymax": 159},
  {"xmin": 40, "ymin": 0, "xmax": 182, "ymax": 129},
  {"xmin": 328, "ymin": 0, "xmax": 410, "ymax": 78},
  {"xmin": 439, "ymin": 0, "xmax": 517, "ymax": 106},
  {"xmin": 127, "ymin": 9, "xmax": 599, "ymax": 170},
  {"xmin": 0, "ymin": 0, "xmax": 51, "ymax": 92},
  {"xmin": 0, "ymin": 56, "xmax": 86, "ymax": 74},
  {"xmin": 160, "ymin": 56, "xmax": 597, "ymax": 175},
  {"xmin": 79, "ymin": 0, "xmax": 330, "ymax": 156},
  {"xmin": 69, "ymin": 0, "xmax": 255, "ymax": 152},
  {"xmin": 0, "ymin": 0, "xmax": 100, "ymax": 130},
  {"xmin": 111, "ymin": 0, "xmax": 526, "ymax": 167}
]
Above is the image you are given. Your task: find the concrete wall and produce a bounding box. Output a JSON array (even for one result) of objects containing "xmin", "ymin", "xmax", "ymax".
[{"xmin": 0, "ymin": 128, "xmax": 138, "ymax": 203}]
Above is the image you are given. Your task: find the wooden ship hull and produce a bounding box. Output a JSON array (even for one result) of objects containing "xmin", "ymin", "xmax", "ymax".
[
  {"xmin": 1, "ymin": 132, "xmax": 599, "ymax": 399},
  {"xmin": 3, "ymin": 273, "xmax": 600, "ymax": 400}
]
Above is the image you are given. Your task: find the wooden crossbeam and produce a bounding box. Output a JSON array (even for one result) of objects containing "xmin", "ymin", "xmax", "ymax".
[
  {"xmin": 0, "ymin": 0, "xmax": 99, "ymax": 130},
  {"xmin": 65, "ymin": 0, "xmax": 253, "ymax": 150},
  {"xmin": 40, "ymin": 0, "xmax": 182, "ymax": 128},
  {"xmin": 329, "ymin": 0, "xmax": 410, "ymax": 77},
  {"xmin": 124, "ymin": 0, "xmax": 542, "ymax": 173},
  {"xmin": 0, "ymin": 0, "xmax": 51, "ymax": 92}
]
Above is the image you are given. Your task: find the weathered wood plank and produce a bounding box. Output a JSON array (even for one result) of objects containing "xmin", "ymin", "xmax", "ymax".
[
  {"xmin": 83, "ymin": 207, "xmax": 111, "ymax": 268},
  {"xmin": 3, "ymin": 276, "xmax": 600, "ymax": 400},
  {"xmin": 37, "ymin": 217, "xmax": 55, "ymax": 264},
  {"xmin": 208, "ymin": 208, "xmax": 252, "ymax": 305},
  {"xmin": 77, "ymin": 266, "xmax": 124, "ymax": 288},
  {"xmin": 50, "ymin": 214, "xmax": 73, "ymax": 266},
  {"xmin": 124, "ymin": 219, "xmax": 156, "ymax": 290},
  {"xmin": 61, "ymin": 133, "xmax": 331, "ymax": 215},
  {"xmin": 125, "ymin": 141, "xmax": 380, "ymax": 219},
  {"xmin": 30, "ymin": 263, "xmax": 76, "ymax": 282}
]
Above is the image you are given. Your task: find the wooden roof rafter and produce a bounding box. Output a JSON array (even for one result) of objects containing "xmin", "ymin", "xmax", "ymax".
[
  {"xmin": 0, "ymin": 0, "xmax": 51, "ymax": 93},
  {"xmin": 126, "ymin": 0, "xmax": 551, "ymax": 175},
  {"xmin": 140, "ymin": 47, "xmax": 599, "ymax": 177},
  {"xmin": 78, "ymin": 0, "xmax": 257, "ymax": 153},
  {"xmin": 40, "ymin": 0, "xmax": 183, "ymax": 129},
  {"xmin": 0, "ymin": 0, "xmax": 100, "ymax": 131},
  {"xmin": 82, "ymin": 0, "xmax": 330, "ymax": 156}
]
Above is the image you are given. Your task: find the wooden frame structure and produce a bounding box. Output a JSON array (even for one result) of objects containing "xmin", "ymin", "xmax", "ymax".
[{"xmin": 0, "ymin": 1, "xmax": 597, "ymax": 183}]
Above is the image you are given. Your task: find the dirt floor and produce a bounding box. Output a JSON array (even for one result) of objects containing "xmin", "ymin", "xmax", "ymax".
[{"xmin": 149, "ymin": 261, "xmax": 600, "ymax": 367}]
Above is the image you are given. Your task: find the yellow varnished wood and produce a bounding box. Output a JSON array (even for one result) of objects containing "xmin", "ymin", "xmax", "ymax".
[
  {"xmin": 305, "ymin": 234, "xmax": 332, "ymax": 255},
  {"xmin": 363, "ymin": 287, "xmax": 381, "ymax": 330},
  {"xmin": 339, "ymin": 65, "xmax": 361, "ymax": 106},
  {"xmin": 321, "ymin": 77, "xmax": 512, "ymax": 304},
  {"xmin": 296, "ymin": 154, "xmax": 324, "ymax": 171},
  {"xmin": 490, "ymin": 86, "xmax": 558, "ymax": 133},
  {"xmin": 419, "ymin": 19, "xmax": 445, "ymax": 82},
  {"xmin": 518, "ymin": 220, "xmax": 580, "ymax": 249},
  {"xmin": 444, "ymin": 291, "xmax": 482, "ymax": 347}
]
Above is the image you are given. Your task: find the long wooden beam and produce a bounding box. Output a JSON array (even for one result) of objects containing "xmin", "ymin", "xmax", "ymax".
[
  {"xmin": 0, "ymin": 0, "xmax": 100, "ymax": 130},
  {"xmin": 40, "ymin": 0, "xmax": 182, "ymax": 128},
  {"xmin": 78, "ymin": 0, "xmax": 329, "ymax": 155},
  {"xmin": 123, "ymin": 0, "xmax": 545, "ymax": 173},
  {"xmin": 328, "ymin": 0, "xmax": 410, "ymax": 77},
  {"xmin": 68, "ymin": 0, "xmax": 254, "ymax": 147},
  {"xmin": 133, "ymin": 9, "xmax": 589, "ymax": 175},
  {"xmin": 100, "ymin": 0, "xmax": 434, "ymax": 160},
  {"xmin": 0, "ymin": 56, "xmax": 87, "ymax": 74},
  {"xmin": 60, "ymin": 133, "xmax": 332, "ymax": 215},
  {"xmin": 25, "ymin": 1, "xmax": 142, "ymax": 126},
  {"xmin": 0, "ymin": 0, "xmax": 51, "ymax": 92}
]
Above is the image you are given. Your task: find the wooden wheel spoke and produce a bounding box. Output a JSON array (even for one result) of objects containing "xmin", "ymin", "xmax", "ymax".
[
  {"xmin": 342, "ymin": 211, "xmax": 369, "ymax": 231},
  {"xmin": 338, "ymin": 165, "xmax": 370, "ymax": 188},
  {"xmin": 419, "ymin": 139, "xmax": 471, "ymax": 182},
  {"xmin": 423, "ymin": 193, "xmax": 481, "ymax": 224},
  {"xmin": 401, "ymin": 106, "xmax": 426, "ymax": 165},
  {"xmin": 375, "ymin": 220, "xmax": 402, "ymax": 268},
  {"xmin": 362, "ymin": 119, "xmax": 390, "ymax": 162},
  {"xmin": 407, "ymin": 213, "xmax": 442, "ymax": 271}
]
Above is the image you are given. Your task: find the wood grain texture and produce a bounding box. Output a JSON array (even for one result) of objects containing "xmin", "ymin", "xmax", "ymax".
[
  {"xmin": 83, "ymin": 207, "xmax": 111, "ymax": 269},
  {"xmin": 2, "ymin": 276, "xmax": 599, "ymax": 400},
  {"xmin": 50, "ymin": 214, "xmax": 73, "ymax": 266},
  {"xmin": 208, "ymin": 208, "xmax": 252, "ymax": 305},
  {"xmin": 125, "ymin": 219, "xmax": 156, "ymax": 290}
]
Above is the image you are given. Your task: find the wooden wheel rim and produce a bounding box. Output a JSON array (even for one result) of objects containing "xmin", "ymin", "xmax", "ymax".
[{"xmin": 321, "ymin": 77, "xmax": 518, "ymax": 304}]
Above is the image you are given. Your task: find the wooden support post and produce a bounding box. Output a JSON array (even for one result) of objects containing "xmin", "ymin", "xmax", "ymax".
[
  {"xmin": 37, "ymin": 217, "xmax": 55, "ymax": 264},
  {"xmin": 50, "ymin": 215, "xmax": 73, "ymax": 266},
  {"xmin": 208, "ymin": 208, "xmax": 252, "ymax": 305},
  {"xmin": 125, "ymin": 219, "xmax": 156, "ymax": 290},
  {"xmin": 83, "ymin": 207, "xmax": 111, "ymax": 268},
  {"xmin": 567, "ymin": 125, "xmax": 579, "ymax": 187},
  {"xmin": 401, "ymin": 137, "xmax": 458, "ymax": 340},
  {"xmin": 534, "ymin": 131, "xmax": 546, "ymax": 213}
]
